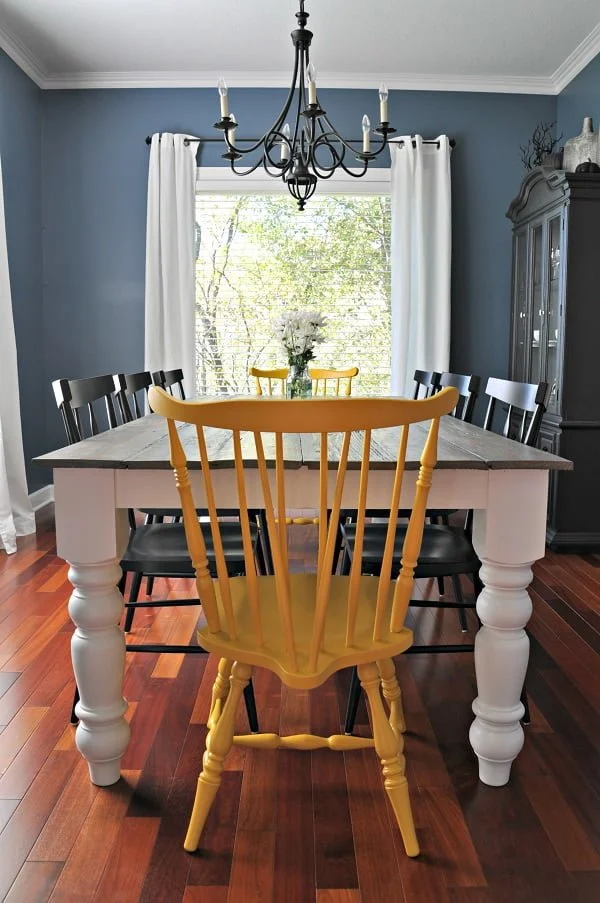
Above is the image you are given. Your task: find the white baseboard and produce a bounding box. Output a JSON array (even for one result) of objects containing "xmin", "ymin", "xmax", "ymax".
[{"xmin": 29, "ymin": 484, "xmax": 55, "ymax": 512}]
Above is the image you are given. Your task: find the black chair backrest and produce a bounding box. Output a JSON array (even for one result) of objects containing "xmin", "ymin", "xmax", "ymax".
[
  {"xmin": 438, "ymin": 372, "xmax": 481, "ymax": 423},
  {"xmin": 114, "ymin": 371, "xmax": 153, "ymax": 421},
  {"xmin": 483, "ymin": 377, "xmax": 548, "ymax": 447},
  {"xmin": 413, "ymin": 369, "xmax": 441, "ymax": 400},
  {"xmin": 52, "ymin": 375, "xmax": 120, "ymax": 444},
  {"xmin": 152, "ymin": 368, "xmax": 186, "ymax": 400}
]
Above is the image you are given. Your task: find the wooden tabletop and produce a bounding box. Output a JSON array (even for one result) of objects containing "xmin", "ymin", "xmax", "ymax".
[{"xmin": 35, "ymin": 413, "xmax": 572, "ymax": 472}]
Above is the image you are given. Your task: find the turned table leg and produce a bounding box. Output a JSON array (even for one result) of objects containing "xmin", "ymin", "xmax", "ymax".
[{"xmin": 469, "ymin": 469, "xmax": 548, "ymax": 786}]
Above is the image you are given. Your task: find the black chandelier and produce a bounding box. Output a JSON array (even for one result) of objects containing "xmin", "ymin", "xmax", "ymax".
[{"xmin": 214, "ymin": 0, "xmax": 395, "ymax": 210}]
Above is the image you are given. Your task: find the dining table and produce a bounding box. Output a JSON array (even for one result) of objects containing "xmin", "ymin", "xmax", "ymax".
[{"xmin": 35, "ymin": 409, "xmax": 572, "ymax": 790}]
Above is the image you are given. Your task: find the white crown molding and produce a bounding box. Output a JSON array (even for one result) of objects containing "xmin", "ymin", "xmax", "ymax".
[
  {"xmin": 551, "ymin": 20, "xmax": 600, "ymax": 94},
  {"xmin": 42, "ymin": 68, "xmax": 557, "ymax": 94},
  {"xmin": 1, "ymin": 22, "xmax": 598, "ymax": 95},
  {"xmin": 0, "ymin": 22, "xmax": 46, "ymax": 87}
]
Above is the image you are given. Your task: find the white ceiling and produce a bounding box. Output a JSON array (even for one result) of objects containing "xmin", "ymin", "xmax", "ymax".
[{"xmin": 0, "ymin": 0, "xmax": 599, "ymax": 93}]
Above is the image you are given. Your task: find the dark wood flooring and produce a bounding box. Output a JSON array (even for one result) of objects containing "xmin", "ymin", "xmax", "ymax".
[{"xmin": 1, "ymin": 507, "xmax": 600, "ymax": 902}]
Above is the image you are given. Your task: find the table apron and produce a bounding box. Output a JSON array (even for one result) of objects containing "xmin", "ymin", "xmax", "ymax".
[{"xmin": 114, "ymin": 466, "xmax": 490, "ymax": 511}]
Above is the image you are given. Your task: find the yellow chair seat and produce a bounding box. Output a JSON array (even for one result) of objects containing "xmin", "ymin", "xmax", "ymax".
[{"xmin": 198, "ymin": 573, "xmax": 414, "ymax": 690}]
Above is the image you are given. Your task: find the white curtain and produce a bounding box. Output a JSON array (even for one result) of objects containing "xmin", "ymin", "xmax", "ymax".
[
  {"xmin": 144, "ymin": 133, "xmax": 198, "ymax": 395},
  {"xmin": 0, "ymin": 155, "xmax": 35, "ymax": 554},
  {"xmin": 390, "ymin": 136, "xmax": 452, "ymax": 395}
]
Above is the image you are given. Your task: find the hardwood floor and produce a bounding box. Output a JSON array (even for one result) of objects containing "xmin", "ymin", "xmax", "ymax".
[{"xmin": 2, "ymin": 507, "xmax": 600, "ymax": 902}]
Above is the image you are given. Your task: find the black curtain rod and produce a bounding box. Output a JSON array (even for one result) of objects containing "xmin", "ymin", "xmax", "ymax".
[{"xmin": 145, "ymin": 135, "xmax": 456, "ymax": 148}]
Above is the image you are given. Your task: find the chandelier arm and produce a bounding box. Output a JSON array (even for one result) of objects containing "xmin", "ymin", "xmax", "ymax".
[
  {"xmin": 310, "ymin": 130, "xmax": 346, "ymax": 172},
  {"xmin": 229, "ymin": 157, "xmax": 267, "ymax": 177},
  {"xmin": 262, "ymin": 157, "xmax": 293, "ymax": 178},
  {"xmin": 224, "ymin": 46, "xmax": 301, "ymax": 159}
]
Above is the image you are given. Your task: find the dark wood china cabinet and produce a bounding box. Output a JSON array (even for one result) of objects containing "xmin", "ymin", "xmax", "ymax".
[{"xmin": 507, "ymin": 167, "xmax": 600, "ymax": 550}]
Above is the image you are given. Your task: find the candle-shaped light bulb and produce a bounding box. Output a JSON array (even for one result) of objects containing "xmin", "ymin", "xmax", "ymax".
[
  {"xmin": 306, "ymin": 62, "xmax": 317, "ymax": 105},
  {"xmin": 217, "ymin": 77, "xmax": 229, "ymax": 118},
  {"xmin": 281, "ymin": 123, "xmax": 291, "ymax": 162},
  {"xmin": 378, "ymin": 81, "xmax": 388, "ymax": 123},
  {"xmin": 227, "ymin": 113, "xmax": 237, "ymax": 147},
  {"xmin": 362, "ymin": 114, "xmax": 371, "ymax": 153}
]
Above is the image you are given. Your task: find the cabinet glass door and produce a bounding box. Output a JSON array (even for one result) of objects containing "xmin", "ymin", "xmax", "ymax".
[
  {"xmin": 545, "ymin": 214, "xmax": 562, "ymax": 412},
  {"xmin": 530, "ymin": 224, "xmax": 544, "ymax": 385},
  {"xmin": 512, "ymin": 229, "xmax": 528, "ymax": 382}
]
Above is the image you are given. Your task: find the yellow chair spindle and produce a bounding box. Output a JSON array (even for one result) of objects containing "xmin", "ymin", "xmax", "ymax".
[
  {"xmin": 317, "ymin": 432, "xmax": 328, "ymax": 575},
  {"xmin": 255, "ymin": 376, "xmax": 263, "ymax": 396},
  {"xmin": 275, "ymin": 432, "xmax": 290, "ymax": 582},
  {"xmin": 309, "ymin": 430, "xmax": 351, "ymax": 671},
  {"xmin": 232, "ymin": 430, "xmax": 262, "ymax": 645},
  {"xmin": 166, "ymin": 418, "xmax": 220, "ymax": 633},
  {"xmin": 254, "ymin": 431, "xmax": 297, "ymax": 671},
  {"xmin": 346, "ymin": 428, "xmax": 371, "ymax": 648},
  {"xmin": 373, "ymin": 425, "xmax": 408, "ymax": 641},
  {"xmin": 196, "ymin": 425, "xmax": 236, "ymax": 639},
  {"xmin": 390, "ymin": 416, "xmax": 441, "ymax": 633}
]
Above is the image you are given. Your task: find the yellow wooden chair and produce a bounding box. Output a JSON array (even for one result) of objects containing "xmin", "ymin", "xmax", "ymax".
[
  {"xmin": 249, "ymin": 366, "xmax": 289, "ymax": 397},
  {"xmin": 249, "ymin": 365, "xmax": 359, "ymax": 528},
  {"xmin": 148, "ymin": 386, "xmax": 459, "ymax": 857},
  {"xmin": 309, "ymin": 365, "xmax": 359, "ymax": 396}
]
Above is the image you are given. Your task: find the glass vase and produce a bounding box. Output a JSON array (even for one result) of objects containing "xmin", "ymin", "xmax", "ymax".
[{"xmin": 286, "ymin": 364, "xmax": 312, "ymax": 399}]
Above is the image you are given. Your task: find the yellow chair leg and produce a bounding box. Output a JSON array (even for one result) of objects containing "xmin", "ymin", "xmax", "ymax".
[
  {"xmin": 207, "ymin": 658, "xmax": 233, "ymax": 730},
  {"xmin": 378, "ymin": 657, "xmax": 406, "ymax": 735},
  {"xmin": 184, "ymin": 660, "xmax": 252, "ymax": 852},
  {"xmin": 358, "ymin": 661, "xmax": 419, "ymax": 858}
]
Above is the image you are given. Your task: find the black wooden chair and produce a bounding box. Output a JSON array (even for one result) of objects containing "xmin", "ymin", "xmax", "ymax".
[
  {"xmin": 435, "ymin": 371, "xmax": 480, "ymax": 423},
  {"xmin": 114, "ymin": 370, "xmax": 268, "ymax": 608},
  {"xmin": 340, "ymin": 371, "xmax": 481, "ymax": 596},
  {"xmin": 152, "ymin": 368, "xmax": 186, "ymax": 399},
  {"xmin": 52, "ymin": 374, "xmax": 259, "ymax": 731},
  {"xmin": 413, "ymin": 369, "xmax": 441, "ymax": 399},
  {"xmin": 342, "ymin": 376, "xmax": 549, "ymax": 733}
]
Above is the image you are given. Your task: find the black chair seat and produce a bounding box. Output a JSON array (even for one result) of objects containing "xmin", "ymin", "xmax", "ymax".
[
  {"xmin": 121, "ymin": 522, "xmax": 259, "ymax": 575},
  {"xmin": 340, "ymin": 522, "xmax": 480, "ymax": 577}
]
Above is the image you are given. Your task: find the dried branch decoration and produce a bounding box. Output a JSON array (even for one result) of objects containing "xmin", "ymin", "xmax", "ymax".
[{"xmin": 520, "ymin": 121, "xmax": 563, "ymax": 170}]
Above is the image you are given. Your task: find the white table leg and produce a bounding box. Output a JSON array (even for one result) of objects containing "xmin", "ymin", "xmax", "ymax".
[
  {"xmin": 470, "ymin": 469, "xmax": 548, "ymax": 786},
  {"xmin": 54, "ymin": 469, "xmax": 130, "ymax": 786}
]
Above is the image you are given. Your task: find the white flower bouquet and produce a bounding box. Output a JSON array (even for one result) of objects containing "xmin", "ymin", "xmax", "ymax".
[{"xmin": 274, "ymin": 309, "xmax": 328, "ymax": 370}]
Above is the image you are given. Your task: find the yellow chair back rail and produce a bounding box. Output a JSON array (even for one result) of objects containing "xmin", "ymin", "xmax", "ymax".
[{"xmin": 309, "ymin": 366, "xmax": 359, "ymax": 397}]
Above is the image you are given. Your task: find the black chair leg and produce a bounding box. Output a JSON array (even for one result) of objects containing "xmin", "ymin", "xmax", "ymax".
[
  {"xmin": 344, "ymin": 666, "xmax": 362, "ymax": 735},
  {"xmin": 124, "ymin": 571, "xmax": 143, "ymax": 633},
  {"xmin": 146, "ymin": 576, "xmax": 155, "ymax": 596},
  {"xmin": 256, "ymin": 511, "xmax": 274, "ymax": 575},
  {"xmin": 437, "ymin": 576, "xmax": 445, "ymax": 596},
  {"xmin": 118, "ymin": 572, "xmax": 127, "ymax": 596},
  {"xmin": 521, "ymin": 686, "xmax": 531, "ymax": 725},
  {"xmin": 451, "ymin": 574, "xmax": 469, "ymax": 632},
  {"xmin": 70, "ymin": 685, "xmax": 80, "ymax": 725},
  {"xmin": 243, "ymin": 679, "xmax": 260, "ymax": 733}
]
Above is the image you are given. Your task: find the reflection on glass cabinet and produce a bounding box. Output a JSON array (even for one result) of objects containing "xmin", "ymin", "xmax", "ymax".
[
  {"xmin": 512, "ymin": 230, "xmax": 528, "ymax": 382},
  {"xmin": 546, "ymin": 215, "xmax": 561, "ymax": 410},
  {"xmin": 508, "ymin": 212, "xmax": 563, "ymax": 414},
  {"xmin": 530, "ymin": 224, "xmax": 544, "ymax": 386}
]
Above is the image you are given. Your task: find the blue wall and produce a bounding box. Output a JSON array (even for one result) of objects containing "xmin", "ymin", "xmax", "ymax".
[
  {"xmin": 558, "ymin": 53, "xmax": 600, "ymax": 144},
  {"xmin": 0, "ymin": 51, "xmax": 43, "ymax": 490},
  {"xmin": 40, "ymin": 86, "xmax": 555, "ymax": 451}
]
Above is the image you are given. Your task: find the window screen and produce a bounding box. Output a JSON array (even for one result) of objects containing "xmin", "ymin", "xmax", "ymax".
[{"xmin": 195, "ymin": 193, "xmax": 391, "ymax": 396}]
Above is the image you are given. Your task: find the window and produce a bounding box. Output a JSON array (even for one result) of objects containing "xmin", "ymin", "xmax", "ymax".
[{"xmin": 195, "ymin": 183, "xmax": 391, "ymax": 396}]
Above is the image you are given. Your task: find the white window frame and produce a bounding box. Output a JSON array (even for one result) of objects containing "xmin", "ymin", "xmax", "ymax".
[{"xmin": 196, "ymin": 166, "xmax": 391, "ymax": 196}]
